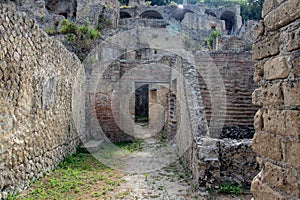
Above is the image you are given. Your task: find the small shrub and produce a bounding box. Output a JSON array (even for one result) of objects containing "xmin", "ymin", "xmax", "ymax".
[
  {"xmin": 169, "ymin": 1, "xmax": 178, "ymax": 7},
  {"xmin": 203, "ymin": 30, "xmax": 221, "ymax": 48},
  {"xmin": 218, "ymin": 182, "xmax": 243, "ymax": 195},
  {"xmin": 60, "ymin": 19, "xmax": 77, "ymax": 34},
  {"xmin": 89, "ymin": 28, "xmax": 101, "ymax": 39},
  {"xmin": 65, "ymin": 34, "xmax": 75, "ymax": 42},
  {"xmin": 45, "ymin": 27, "xmax": 57, "ymax": 35},
  {"xmin": 145, "ymin": 1, "xmax": 151, "ymax": 6}
]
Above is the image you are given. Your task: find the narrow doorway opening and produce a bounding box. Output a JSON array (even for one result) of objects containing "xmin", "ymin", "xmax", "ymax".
[{"xmin": 135, "ymin": 84, "xmax": 149, "ymax": 124}]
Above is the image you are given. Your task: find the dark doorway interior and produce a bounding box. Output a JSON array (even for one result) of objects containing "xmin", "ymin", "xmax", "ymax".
[{"xmin": 135, "ymin": 84, "xmax": 149, "ymax": 124}]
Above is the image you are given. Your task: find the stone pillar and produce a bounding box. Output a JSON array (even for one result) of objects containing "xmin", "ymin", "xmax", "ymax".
[{"xmin": 251, "ymin": 0, "xmax": 300, "ymax": 199}]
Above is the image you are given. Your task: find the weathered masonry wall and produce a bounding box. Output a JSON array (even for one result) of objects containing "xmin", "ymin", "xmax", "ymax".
[
  {"xmin": 0, "ymin": 6, "xmax": 85, "ymax": 198},
  {"xmin": 251, "ymin": 0, "xmax": 300, "ymax": 199}
]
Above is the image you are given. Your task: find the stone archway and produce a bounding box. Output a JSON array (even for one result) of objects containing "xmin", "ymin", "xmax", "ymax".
[
  {"xmin": 170, "ymin": 8, "xmax": 194, "ymax": 21},
  {"xmin": 140, "ymin": 10, "xmax": 163, "ymax": 19},
  {"xmin": 120, "ymin": 11, "xmax": 132, "ymax": 19},
  {"xmin": 220, "ymin": 11, "xmax": 235, "ymax": 34}
]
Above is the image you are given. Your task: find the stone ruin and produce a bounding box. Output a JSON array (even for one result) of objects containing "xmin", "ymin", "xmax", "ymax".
[
  {"xmin": 251, "ymin": 0, "xmax": 300, "ymax": 199},
  {"xmin": 0, "ymin": 0, "xmax": 299, "ymax": 199}
]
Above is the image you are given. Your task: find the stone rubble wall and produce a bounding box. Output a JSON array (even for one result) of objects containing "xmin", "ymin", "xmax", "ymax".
[
  {"xmin": 0, "ymin": 5, "xmax": 86, "ymax": 198},
  {"xmin": 218, "ymin": 139, "xmax": 258, "ymax": 187},
  {"xmin": 251, "ymin": 0, "xmax": 300, "ymax": 199},
  {"xmin": 76, "ymin": 0, "xmax": 120, "ymax": 28}
]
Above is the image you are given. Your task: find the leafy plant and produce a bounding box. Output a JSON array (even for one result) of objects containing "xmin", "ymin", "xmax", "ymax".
[
  {"xmin": 45, "ymin": 27, "xmax": 57, "ymax": 35},
  {"xmin": 144, "ymin": 173, "xmax": 149, "ymax": 181},
  {"xmin": 203, "ymin": 30, "xmax": 220, "ymax": 48},
  {"xmin": 60, "ymin": 19, "xmax": 77, "ymax": 34},
  {"xmin": 218, "ymin": 182, "xmax": 243, "ymax": 195},
  {"xmin": 59, "ymin": 19, "xmax": 101, "ymax": 41},
  {"xmin": 145, "ymin": 1, "xmax": 152, "ymax": 6}
]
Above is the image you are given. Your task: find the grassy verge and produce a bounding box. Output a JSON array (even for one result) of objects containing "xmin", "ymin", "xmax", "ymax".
[{"xmin": 14, "ymin": 151, "xmax": 128, "ymax": 200}]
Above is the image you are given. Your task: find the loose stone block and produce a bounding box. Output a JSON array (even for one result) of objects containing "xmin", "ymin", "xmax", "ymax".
[
  {"xmin": 264, "ymin": 0, "xmax": 300, "ymax": 31},
  {"xmin": 252, "ymin": 83, "xmax": 283, "ymax": 106},
  {"xmin": 286, "ymin": 27, "xmax": 300, "ymax": 52},
  {"xmin": 262, "ymin": 0, "xmax": 276, "ymax": 18},
  {"xmin": 253, "ymin": 21, "xmax": 264, "ymax": 42},
  {"xmin": 263, "ymin": 109, "xmax": 286, "ymax": 135},
  {"xmin": 253, "ymin": 62, "xmax": 264, "ymax": 83},
  {"xmin": 285, "ymin": 141, "xmax": 300, "ymax": 170},
  {"xmin": 254, "ymin": 109, "xmax": 263, "ymax": 131},
  {"xmin": 252, "ymin": 131, "xmax": 282, "ymax": 161},
  {"xmin": 262, "ymin": 162, "xmax": 300, "ymax": 197},
  {"xmin": 285, "ymin": 110, "xmax": 300, "ymax": 138},
  {"xmin": 251, "ymin": 177, "xmax": 286, "ymax": 200},
  {"xmin": 263, "ymin": 109, "xmax": 300, "ymax": 138},
  {"xmin": 264, "ymin": 56, "xmax": 290, "ymax": 80},
  {"xmin": 253, "ymin": 33, "xmax": 280, "ymax": 60},
  {"xmin": 282, "ymin": 81, "xmax": 300, "ymax": 106}
]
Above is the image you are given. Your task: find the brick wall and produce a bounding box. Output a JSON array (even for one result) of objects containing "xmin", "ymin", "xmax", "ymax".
[
  {"xmin": 251, "ymin": 0, "xmax": 300, "ymax": 199},
  {"xmin": 196, "ymin": 52, "xmax": 258, "ymax": 135}
]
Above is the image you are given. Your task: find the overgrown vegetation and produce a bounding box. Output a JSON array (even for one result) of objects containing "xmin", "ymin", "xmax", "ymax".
[
  {"xmin": 203, "ymin": 30, "xmax": 221, "ymax": 48},
  {"xmin": 13, "ymin": 150, "xmax": 128, "ymax": 200},
  {"xmin": 60, "ymin": 19, "xmax": 101, "ymax": 41},
  {"xmin": 217, "ymin": 182, "xmax": 244, "ymax": 195}
]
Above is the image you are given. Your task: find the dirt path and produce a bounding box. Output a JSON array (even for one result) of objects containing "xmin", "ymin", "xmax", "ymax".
[
  {"xmin": 97, "ymin": 137, "xmax": 252, "ymax": 200},
  {"xmin": 17, "ymin": 136, "xmax": 252, "ymax": 200}
]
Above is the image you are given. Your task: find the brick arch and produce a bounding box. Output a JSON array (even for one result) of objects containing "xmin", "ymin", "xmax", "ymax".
[
  {"xmin": 140, "ymin": 10, "xmax": 164, "ymax": 19},
  {"xmin": 170, "ymin": 8, "xmax": 194, "ymax": 21},
  {"xmin": 120, "ymin": 11, "xmax": 132, "ymax": 18},
  {"xmin": 205, "ymin": 9, "xmax": 217, "ymax": 18}
]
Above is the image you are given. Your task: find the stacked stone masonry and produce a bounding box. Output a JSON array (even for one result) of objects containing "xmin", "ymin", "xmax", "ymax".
[
  {"xmin": 251, "ymin": 0, "xmax": 300, "ymax": 199},
  {"xmin": 0, "ymin": 5, "xmax": 85, "ymax": 198}
]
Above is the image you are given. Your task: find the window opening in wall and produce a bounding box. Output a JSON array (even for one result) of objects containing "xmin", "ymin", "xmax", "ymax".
[{"xmin": 135, "ymin": 84, "xmax": 149, "ymax": 124}]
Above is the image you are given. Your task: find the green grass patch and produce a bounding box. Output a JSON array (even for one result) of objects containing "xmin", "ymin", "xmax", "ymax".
[
  {"xmin": 114, "ymin": 139, "xmax": 143, "ymax": 153},
  {"xmin": 217, "ymin": 182, "xmax": 244, "ymax": 195},
  {"xmin": 15, "ymin": 150, "xmax": 125, "ymax": 200}
]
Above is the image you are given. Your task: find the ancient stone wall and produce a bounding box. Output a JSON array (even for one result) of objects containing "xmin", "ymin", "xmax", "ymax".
[
  {"xmin": 251, "ymin": 0, "xmax": 300, "ymax": 199},
  {"xmin": 0, "ymin": 6, "xmax": 86, "ymax": 198},
  {"xmin": 218, "ymin": 139, "xmax": 258, "ymax": 187},
  {"xmin": 76, "ymin": 0, "xmax": 119, "ymax": 28}
]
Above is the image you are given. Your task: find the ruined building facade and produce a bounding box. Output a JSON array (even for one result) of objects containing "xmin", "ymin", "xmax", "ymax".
[{"xmin": 1, "ymin": 0, "xmax": 299, "ymax": 199}]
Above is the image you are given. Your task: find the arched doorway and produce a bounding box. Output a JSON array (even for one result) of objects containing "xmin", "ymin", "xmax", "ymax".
[
  {"xmin": 220, "ymin": 11, "xmax": 235, "ymax": 34},
  {"xmin": 140, "ymin": 10, "xmax": 163, "ymax": 19}
]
